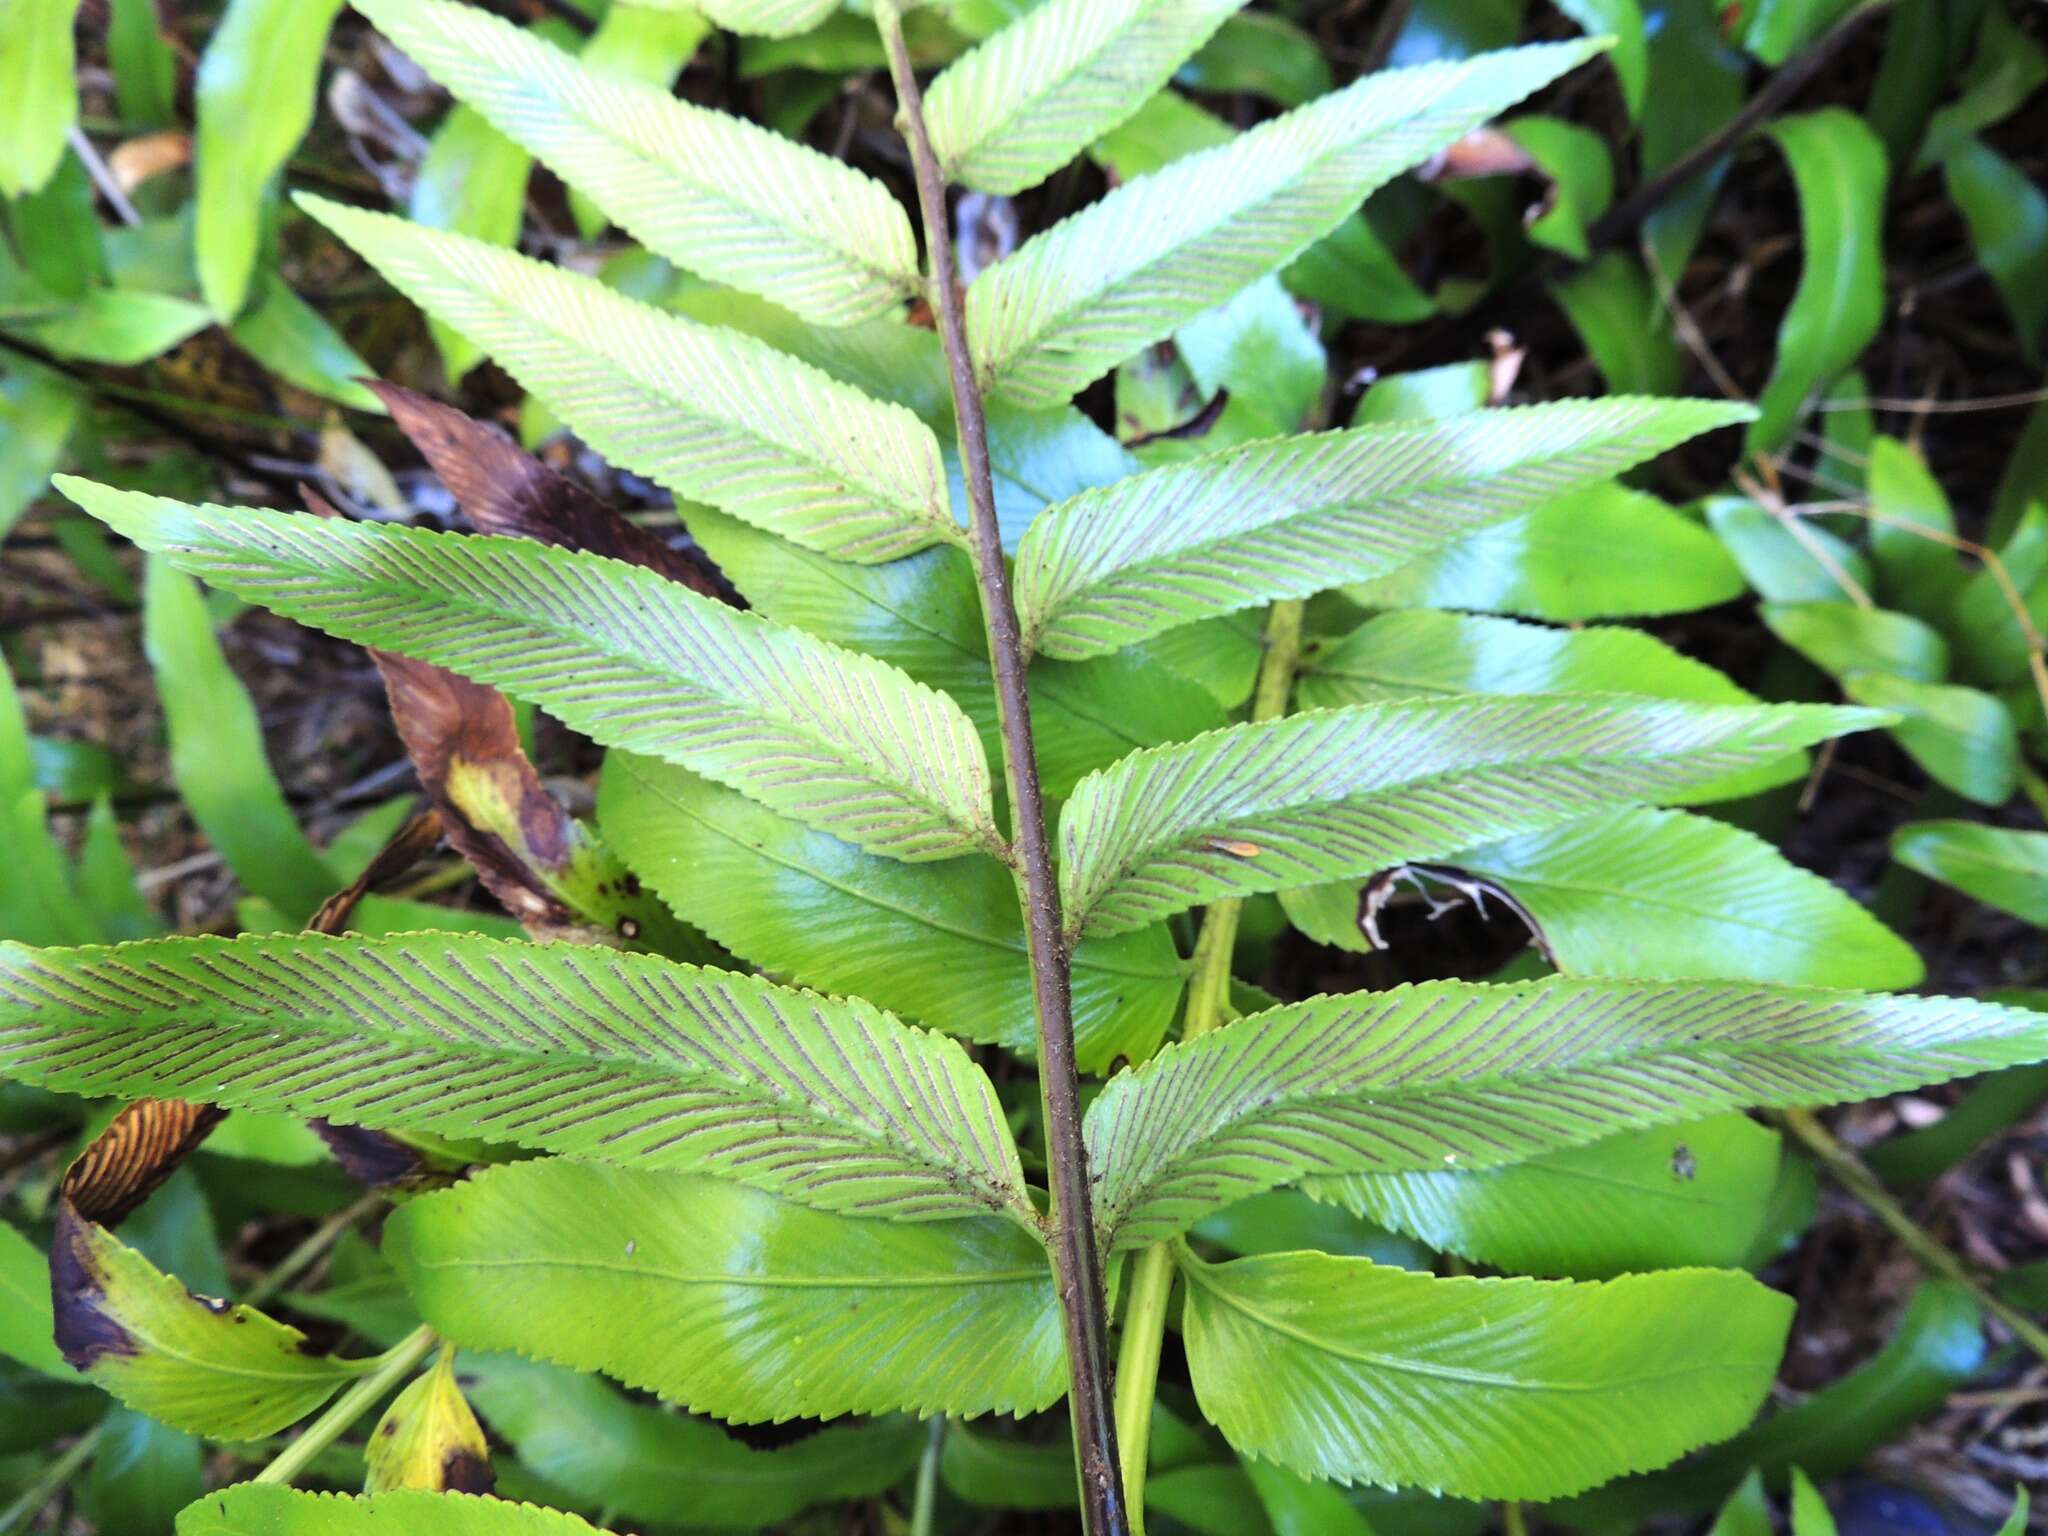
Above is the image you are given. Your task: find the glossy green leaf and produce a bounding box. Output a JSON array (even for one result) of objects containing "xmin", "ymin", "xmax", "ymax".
[
  {"xmin": 1550, "ymin": 250, "xmax": 1682, "ymax": 395},
  {"xmin": 304, "ymin": 200, "xmax": 955, "ymax": 564},
  {"xmin": 1349, "ymin": 481, "xmax": 1747, "ymax": 622},
  {"xmin": 353, "ymin": 0, "xmax": 918, "ymax": 325},
  {"xmin": 1181, "ymin": 12, "xmax": 1333, "ymax": 106},
  {"xmin": 69, "ymin": 484, "xmax": 998, "ymax": 862},
  {"xmin": 1086, "ymin": 976, "xmax": 2048, "ymax": 1247},
  {"xmin": 1892, "ymin": 820, "xmax": 2048, "ymax": 925},
  {"xmin": 1352, "ymin": 363, "xmax": 1488, "ymax": 424},
  {"xmin": 408, "ymin": 105, "xmax": 532, "ymax": 385},
  {"xmin": 1742, "ymin": 0, "xmax": 1859, "ymax": 66},
  {"xmin": 0, "ymin": 362, "xmax": 81, "ymax": 542},
  {"xmin": 178, "ymin": 1488, "xmax": 617, "ymax": 1535},
  {"xmin": 683, "ymin": 505, "xmax": 1225, "ymax": 799},
  {"xmin": 1867, "ymin": 435, "xmax": 1964, "ymax": 617},
  {"xmin": 1302, "ymin": 614, "xmax": 1802, "ymax": 806},
  {"xmin": 1194, "ymin": 1189, "xmax": 1429, "ymax": 1267},
  {"xmin": 107, "ymin": 0, "xmax": 175, "ymax": 128},
  {"xmin": 668, "ymin": 286, "xmax": 1139, "ymax": 553},
  {"xmin": 142, "ymin": 559, "xmax": 339, "ymax": 919},
  {"xmin": 1639, "ymin": 0, "xmax": 1744, "ymax": 277},
  {"xmin": 0, "ymin": 1220, "xmax": 72, "ymax": 1378},
  {"xmin": 0, "ymin": 0, "xmax": 84, "ymax": 197},
  {"xmin": 1944, "ymin": 138, "xmax": 2048, "ymax": 364},
  {"xmin": 1708, "ymin": 1470, "xmax": 1773, "ymax": 1536},
  {"xmin": 1841, "ymin": 672, "xmax": 2018, "ymax": 806},
  {"xmin": 597, "ymin": 755, "xmax": 1186, "ymax": 1072},
  {"xmin": 194, "ymin": 0, "xmax": 347, "ymax": 317},
  {"xmin": 1502, "ymin": 115, "xmax": 1613, "ymax": 259},
  {"xmin": 1245, "ymin": 1459, "xmax": 1381, "ymax": 1536},
  {"xmin": 1298, "ymin": 610, "xmax": 1758, "ymax": 713},
  {"xmin": 1017, "ymin": 397, "xmax": 1748, "ymax": 661},
  {"xmin": 1706, "ymin": 496, "xmax": 1873, "ymax": 603},
  {"xmin": 52, "ymin": 1208, "xmax": 368, "ymax": 1438},
  {"xmin": 388, "ymin": 1160, "xmax": 1063, "ymax": 1422},
  {"xmin": 1747, "ymin": 110, "xmax": 1888, "ymax": 456},
  {"xmin": 1761, "ymin": 602, "xmax": 1948, "ymax": 683},
  {"xmin": 925, "ymin": 0, "xmax": 1246, "ymax": 195},
  {"xmin": 1952, "ymin": 504, "xmax": 2048, "ymax": 689},
  {"xmin": 1173, "ymin": 274, "xmax": 1325, "ymax": 436},
  {"xmin": 23, "ymin": 290, "xmax": 211, "ymax": 366},
  {"xmin": 1914, "ymin": 1, "xmax": 2046, "ymax": 172},
  {"xmin": 85, "ymin": 1409, "xmax": 203, "ymax": 1536},
  {"xmin": 1059, "ymin": 696, "xmax": 1872, "ymax": 937},
  {"xmin": 1, "ymin": 931, "xmax": 1033, "ymax": 1222},
  {"xmin": 970, "ymin": 41, "xmax": 1600, "ymax": 407},
  {"xmin": 1312, "ymin": 1114, "xmax": 1783, "ymax": 1278},
  {"xmin": 1180, "ymin": 1249, "xmax": 1790, "ymax": 1498},
  {"xmin": 1555, "ymin": 1280, "xmax": 1984, "ymax": 1526},
  {"xmin": 1553, "ymin": 0, "xmax": 1645, "ymax": 116},
  {"xmin": 1315, "ymin": 805, "xmax": 1922, "ymax": 987},
  {"xmin": 463, "ymin": 1355, "xmax": 922, "ymax": 1527},
  {"xmin": 228, "ymin": 272, "xmax": 384, "ymax": 413},
  {"xmin": 1789, "ymin": 1468, "xmax": 1836, "ymax": 1536}
]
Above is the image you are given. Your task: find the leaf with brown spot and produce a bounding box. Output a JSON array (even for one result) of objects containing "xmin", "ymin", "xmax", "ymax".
[
  {"xmin": 371, "ymin": 651, "xmax": 706, "ymax": 954},
  {"xmin": 49, "ymin": 1199, "xmax": 374, "ymax": 1438},
  {"xmin": 366, "ymin": 1347, "xmax": 495, "ymax": 1494}
]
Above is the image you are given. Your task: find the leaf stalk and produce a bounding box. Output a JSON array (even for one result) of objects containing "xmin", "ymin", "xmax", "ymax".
[
  {"xmin": 873, "ymin": 6, "xmax": 1127, "ymax": 1529},
  {"xmin": 1778, "ymin": 1108, "xmax": 2048, "ymax": 1364},
  {"xmin": 253, "ymin": 1324, "xmax": 439, "ymax": 1487},
  {"xmin": 1111, "ymin": 599, "xmax": 1305, "ymax": 1531}
]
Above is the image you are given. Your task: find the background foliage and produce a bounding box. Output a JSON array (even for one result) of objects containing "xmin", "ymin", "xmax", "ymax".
[{"xmin": 1, "ymin": 0, "xmax": 2047, "ymax": 1532}]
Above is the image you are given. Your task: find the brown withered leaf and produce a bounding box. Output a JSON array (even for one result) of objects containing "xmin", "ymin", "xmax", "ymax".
[
  {"xmin": 365, "ymin": 379, "xmax": 733, "ymax": 600},
  {"xmin": 306, "ymin": 807, "xmax": 445, "ymax": 936},
  {"xmin": 370, "ymin": 651, "xmax": 582, "ymax": 935},
  {"xmin": 61, "ymin": 1098, "xmax": 228, "ymax": 1229}
]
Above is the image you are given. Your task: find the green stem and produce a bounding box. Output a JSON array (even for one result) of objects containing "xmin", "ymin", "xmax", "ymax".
[
  {"xmin": 253, "ymin": 1324, "xmax": 437, "ymax": 1486},
  {"xmin": 242, "ymin": 1191, "xmax": 382, "ymax": 1309},
  {"xmin": 1502, "ymin": 1500, "xmax": 1530, "ymax": 1536},
  {"xmin": 1112, "ymin": 600, "xmax": 1305, "ymax": 1532},
  {"xmin": 911, "ymin": 1416, "xmax": 947, "ymax": 1536},
  {"xmin": 0, "ymin": 1423, "xmax": 102, "ymax": 1534},
  {"xmin": 1780, "ymin": 1109, "xmax": 2048, "ymax": 1364}
]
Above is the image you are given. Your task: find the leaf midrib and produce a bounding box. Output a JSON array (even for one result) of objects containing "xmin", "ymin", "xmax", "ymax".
[
  {"xmin": 414, "ymin": 1254, "xmax": 1048, "ymax": 1291},
  {"xmin": 621, "ymin": 754, "xmax": 1180, "ymax": 986},
  {"xmin": 1184, "ymin": 1259, "xmax": 1761, "ymax": 1394}
]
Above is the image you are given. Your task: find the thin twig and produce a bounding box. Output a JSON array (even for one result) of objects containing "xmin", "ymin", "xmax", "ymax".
[
  {"xmin": 873, "ymin": 8, "xmax": 1126, "ymax": 1531},
  {"xmin": 242, "ymin": 1190, "xmax": 385, "ymax": 1308},
  {"xmin": 0, "ymin": 1424, "xmax": 102, "ymax": 1534},
  {"xmin": 1778, "ymin": 1109, "xmax": 2048, "ymax": 1367},
  {"xmin": 66, "ymin": 126, "xmax": 141, "ymax": 227},
  {"xmin": 1585, "ymin": 0, "xmax": 1892, "ymax": 252},
  {"xmin": 1816, "ymin": 387, "xmax": 2048, "ymax": 415}
]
